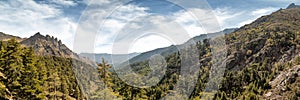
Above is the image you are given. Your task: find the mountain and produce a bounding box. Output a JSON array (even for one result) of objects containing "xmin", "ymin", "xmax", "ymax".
[
  {"xmin": 21, "ymin": 32, "xmax": 79, "ymax": 58},
  {"xmin": 18, "ymin": 32, "xmax": 96, "ymax": 66},
  {"xmin": 287, "ymin": 3, "xmax": 300, "ymax": 9},
  {"xmin": 0, "ymin": 32, "xmax": 102, "ymax": 99},
  {"xmin": 222, "ymin": 4, "xmax": 300, "ymax": 99},
  {"xmin": 80, "ymin": 52, "xmax": 140, "ymax": 66},
  {"xmin": 0, "ymin": 35, "xmax": 91, "ymax": 99},
  {"xmin": 128, "ymin": 28, "xmax": 237, "ymax": 64},
  {"xmin": 186, "ymin": 28, "xmax": 237, "ymax": 44},
  {"xmin": 1, "ymin": 3, "xmax": 300, "ymax": 99},
  {"xmin": 0, "ymin": 32, "xmax": 24, "ymax": 42},
  {"xmin": 118, "ymin": 4, "xmax": 300, "ymax": 99}
]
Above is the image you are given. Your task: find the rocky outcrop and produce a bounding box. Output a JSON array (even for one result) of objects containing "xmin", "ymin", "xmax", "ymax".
[
  {"xmin": 21, "ymin": 32, "xmax": 78, "ymax": 58},
  {"xmin": 287, "ymin": 3, "xmax": 300, "ymax": 9},
  {"xmin": 263, "ymin": 65, "xmax": 300, "ymax": 99}
]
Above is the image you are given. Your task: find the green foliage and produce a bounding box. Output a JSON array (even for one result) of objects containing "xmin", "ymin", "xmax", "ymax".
[
  {"xmin": 1, "ymin": 6, "xmax": 300, "ymax": 100},
  {"xmin": 98, "ymin": 58, "xmax": 113, "ymax": 87},
  {"xmin": 0, "ymin": 39, "xmax": 84, "ymax": 99},
  {"xmin": 102, "ymin": 7, "xmax": 300, "ymax": 100}
]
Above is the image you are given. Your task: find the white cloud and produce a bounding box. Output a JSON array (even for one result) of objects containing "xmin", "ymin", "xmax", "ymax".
[
  {"xmin": 96, "ymin": 9, "xmax": 210, "ymax": 54},
  {"xmin": 74, "ymin": 2, "xmax": 153, "ymax": 54},
  {"xmin": 82, "ymin": 0, "xmax": 111, "ymax": 5},
  {"xmin": 213, "ymin": 7, "xmax": 244, "ymax": 29},
  {"xmin": 0, "ymin": 0, "xmax": 76, "ymax": 49},
  {"xmin": 50, "ymin": 0, "xmax": 77, "ymax": 6},
  {"xmin": 251, "ymin": 7, "xmax": 277, "ymax": 15},
  {"xmin": 238, "ymin": 7, "xmax": 277, "ymax": 26},
  {"xmin": 76, "ymin": 2, "xmax": 224, "ymax": 54},
  {"xmin": 95, "ymin": 9, "xmax": 207, "ymax": 54},
  {"xmin": 173, "ymin": 9, "xmax": 209, "ymax": 36},
  {"xmin": 129, "ymin": 35, "xmax": 173, "ymax": 53},
  {"xmin": 211, "ymin": 7, "xmax": 278, "ymax": 29}
]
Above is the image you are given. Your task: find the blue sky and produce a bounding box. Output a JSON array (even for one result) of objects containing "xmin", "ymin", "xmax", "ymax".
[{"xmin": 0, "ymin": 0, "xmax": 299, "ymax": 54}]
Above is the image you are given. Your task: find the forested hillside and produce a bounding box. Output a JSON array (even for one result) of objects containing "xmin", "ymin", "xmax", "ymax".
[
  {"xmin": 0, "ymin": 3, "xmax": 300, "ymax": 100},
  {"xmin": 0, "ymin": 39, "xmax": 85, "ymax": 99},
  {"xmin": 93, "ymin": 5, "xmax": 300, "ymax": 100}
]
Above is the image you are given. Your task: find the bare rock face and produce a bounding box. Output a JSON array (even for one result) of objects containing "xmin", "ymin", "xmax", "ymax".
[
  {"xmin": 269, "ymin": 66, "xmax": 300, "ymax": 88},
  {"xmin": 264, "ymin": 66, "xmax": 300, "ymax": 99}
]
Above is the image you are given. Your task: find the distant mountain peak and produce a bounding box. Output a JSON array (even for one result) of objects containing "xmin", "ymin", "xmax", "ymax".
[{"xmin": 287, "ymin": 3, "xmax": 300, "ymax": 9}]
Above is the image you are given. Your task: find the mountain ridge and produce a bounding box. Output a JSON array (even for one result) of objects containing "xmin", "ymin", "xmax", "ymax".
[
  {"xmin": 0, "ymin": 32, "xmax": 24, "ymax": 42},
  {"xmin": 0, "ymin": 32, "xmax": 96, "ymax": 66},
  {"xmin": 80, "ymin": 52, "xmax": 140, "ymax": 66},
  {"xmin": 287, "ymin": 3, "xmax": 300, "ymax": 9},
  {"xmin": 21, "ymin": 32, "xmax": 78, "ymax": 58},
  {"xmin": 122, "ymin": 4, "xmax": 300, "ymax": 99},
  {"xmin": 127, "ymin": 28, "xmax": 237, "ymax": 64},
  {"xmin": 1, "ymin": 3, "xmax": 300, "ymax": 99}
]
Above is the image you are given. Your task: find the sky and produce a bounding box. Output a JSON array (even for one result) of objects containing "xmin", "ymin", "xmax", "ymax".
[{"xmin": 0, "ymin": 0, "xmax": 299, "ymax": 54}]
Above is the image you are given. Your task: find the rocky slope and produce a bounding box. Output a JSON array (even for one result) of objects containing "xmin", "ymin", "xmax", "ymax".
[
  {"xmin": 21, "ymin": 32, "xmax": 79, "ymax": 59},
  {"xmin": 264, "ymin": 65, "xmax": 300, "ymax": 99},
  {"xmin": 0, "ymin": 32, "xmax": 96, "ymax": 66},
  {"xmin": 287, "ymin": 3, "xmax": 300, "ymax": 9},
  {"xmin": 0, "ymin": 32, "xmax": 101, "ymax": 99},
  {"xmin": 124, "ymin": 3, "xmax": 300, "ymax": 99},
  {"xmin": 219, "ymin": 4, "xmax": 300, "ymax": 99},
  {"xmin": 225, "ymin": 4, "xmax": 300, "ymax": 71}
]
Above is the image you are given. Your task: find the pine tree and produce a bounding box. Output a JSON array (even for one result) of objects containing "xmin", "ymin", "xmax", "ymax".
[
  {"xmin": 97, "ymin": 58, "xmax": 120, "ymax": 99},
  {"xmin": 19, "ymin": 47, "xmax": 44, "ymax": 99},
  {"xmin": 98, "ymin": 58, "xmax": 112, "ymax": 87},
  {"xmin": 2, "ymin": 39, "xmax": 24, "ymax": 99},
  {"xmin": 48, "ymin": 72, "xmax": 61, "ymax": 98}
]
